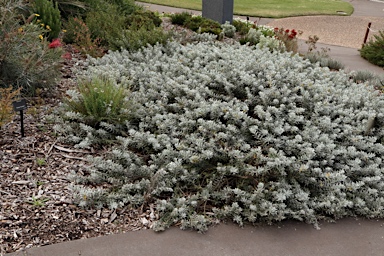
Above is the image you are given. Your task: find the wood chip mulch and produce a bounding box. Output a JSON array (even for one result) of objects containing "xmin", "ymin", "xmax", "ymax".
[{"xmin": 0, "ymin": 46, "xmax": 156, "ymax": 255}]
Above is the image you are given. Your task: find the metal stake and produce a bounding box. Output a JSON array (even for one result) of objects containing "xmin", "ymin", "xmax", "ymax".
[{"xmin": 363, "ymin": 22, "xmax": 372, "ymax": 46}]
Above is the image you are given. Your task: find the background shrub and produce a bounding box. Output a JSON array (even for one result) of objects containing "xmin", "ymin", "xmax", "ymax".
[
  {"xmin": 126, "ymin": 9, "xmax": 162, "ymax": 29},
  {"xmin": 182, "ymin": 16, "xmax": 222, "ymax": 35},
  {"xmin": 107, "ymin": 26, "xmax": 171, "ymax": 51},
  {"xmin": 52, "ymin": 0, "xmax": 87, "ymax": 20},
  {"xmin": 84, "ymin": 2, "xmax": 126, "ymax": 46},
  {"xmin": 33, "ymin": 0, "xmax": 62, "ymax": 40},
  {"xmin": 360, "ymin": 31, "xmax": 384, "ymax": 67},
  {"xmin": 170, "ymin": 11, "xmax": 192, "ymax": 26},
  {"xmin": 0, "ymin": 0, "xmax": 62, "ymax": 95},
  {"xmin": 106, "ymin": 0, "xmax": 137, "ymax": 15},
  {"xmin": 62, "ymin": 17, "xmax": 104, "ymax": 57},
  {"xmin": 232, "ymin": 19, "xmax": 250, "ymax": 35},
  {"xmin": 183, "ymin": 15, "xmax": 204, "ymax": 32}
]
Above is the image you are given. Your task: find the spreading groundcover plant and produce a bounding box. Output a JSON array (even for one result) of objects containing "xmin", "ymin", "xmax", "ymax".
[{"xmin": 55, "ymin": 40, "xmax": 384, "ymax": 232}]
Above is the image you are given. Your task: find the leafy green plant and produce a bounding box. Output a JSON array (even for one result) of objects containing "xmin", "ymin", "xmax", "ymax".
[
  {"xmin": 36, "ymin": 157, "xmax": 46, "ymax": 166},
  {"xmin": 360, "ymin": 31, "xmax": 384, "ymax": 67},
  {"xmin": 106, "ymin": 0, "xmax": 137, "ymax": 15},
  {"xmin": 183, "ymin": 16, "xmax": 222, "ymax": 35},
  {"xmin": 52, "ymin": 0, "xmax": 87, "ymax": 20},
  {"xmin": 85, "ymin": 2, "xmax": 126, "ymax": 46},
  {"xmin": 0, "ymin": 0, "xmax": 63, "ymax": 95},
  {"xmin": 126, "ymin": 9, "xmax": 162, "ymax": 29},
  {"xmin": 33, "ymin": 0, "xmax": 62, "ymax": 40},
  {"xmin": 170, "ymin": 11, "xmax": 192, "ymax": 26},
  {"xmin": 232, "ymin": 19, "xmax": 250, "ymax": 35},
  {"xmin": 64, "ymin": 76, "xmax": 132, "ymax": 128},
  {"xmin": 27, "ymin": 196, "xmax": 49, "ymax": 207},
  {"xmin": 36, "ymin": 180, "xmax": 45, "ymax": 186},
  {"xmin": 0, "ymin": 86, "xmax": 20, "ymax": 129},
  {"xmin": 183, "ymin": 15, "xmax": 204, "ymax": 32},
  {"xmin": 108, "ymin": 25, "xmax": 171, "ymax": 52}
]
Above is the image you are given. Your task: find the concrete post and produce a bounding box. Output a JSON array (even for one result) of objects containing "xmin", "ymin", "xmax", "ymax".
[{"xmin": 202, "ymin": 0, "xmax": 234, "ymax": 24}]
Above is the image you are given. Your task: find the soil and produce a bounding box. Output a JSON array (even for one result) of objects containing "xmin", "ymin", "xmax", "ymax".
[
  {"xmin": 0, "ymin": 45, "xmax": 155, "ymax": 255},
  {"xmin": 0, "ymin": 18, "xmax": 192, "ymax": 255}
]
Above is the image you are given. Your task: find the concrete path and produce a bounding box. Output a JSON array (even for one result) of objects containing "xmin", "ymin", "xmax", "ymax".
[
  {"xmin": 6, "ymin": 2, "xmax": 384, "ymax": 256},
  {"xmin": 7, "ymin": 218, "xmax": 384, "ymax": 256}
]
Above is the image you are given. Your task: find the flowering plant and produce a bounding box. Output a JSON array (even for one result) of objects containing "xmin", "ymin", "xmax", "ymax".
[
  {"xmin": 274, "ymin": 27, "xmax": 302, "ymax": 53},
  {"xmin": 48, "ymin": 38, "xmax": 62, "ymax": 48},
  {"xmin": 0, "ymin": 0, "xmax": 63, "ymax": 95}
]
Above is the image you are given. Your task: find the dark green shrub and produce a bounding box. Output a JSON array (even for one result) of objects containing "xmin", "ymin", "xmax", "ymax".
[
  {"xmin": 184, "ymin": 16, "xmax": 222, "ymax": 35},
  {"xmin": 85, "ymin": 3, "xmax": 126, "ymax": 46},
  {"xmin": 52, "ymin": 0, "xmax": 86, "ymax": 20},
  {"xmin": 232, "ymin": 19, "xmax": 250, "ymax": 35},
  {"xmin": 184, "ymin": 16, "xmax": 204, "ymax": 32},
  {"xmin": 360, "ymin": 31, "xmax": 384, "ymax": 67},
  {"xmin": 33, "ymin": 0, "xmax": 62, "ymax": 40},
  {"xmin": 107, "ymin": 0, "xmax": 137, "ymax": 15},
  {"xmin": 108, "ymin": 26, "xmax": 171, "ymax": 52},
  {"xmin": 126, "ymin": 9, "xmax": 162, "ymax": 29},
  {"xmin": 200, "ymin": 19, "xmax": 222, "ymax": 35},
  {"xmin": 170, "ymin": 11, "xmax": 192, "ymax": 26}
]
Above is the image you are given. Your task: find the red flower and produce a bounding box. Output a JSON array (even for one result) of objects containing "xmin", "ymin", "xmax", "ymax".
[
  {"xmin": 285, "ymin": 29, "xmax": 290, "ymax": 34},
  {"xmin": 62, "ymin": 52, "xmax": 72, "ymax": 60},
  {"xmin": 49, "ymin": 38, "xmax": 62, "ymax": 49}
]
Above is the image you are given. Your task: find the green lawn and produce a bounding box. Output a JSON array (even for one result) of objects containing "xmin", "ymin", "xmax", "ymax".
[{"xmin": 139, "ymin": 0, "xmax": 354, "ymax": 18}]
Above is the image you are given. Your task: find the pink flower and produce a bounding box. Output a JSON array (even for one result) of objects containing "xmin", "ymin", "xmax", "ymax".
[{"xmin": 49, "ymin": 38, "xmax": 62, "ymax": 49}]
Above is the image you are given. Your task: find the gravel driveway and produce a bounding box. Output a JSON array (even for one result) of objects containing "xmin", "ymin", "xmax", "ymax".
[{"xmin": 267, "ymin": 15, "xmax": 384, "ymax": 49}]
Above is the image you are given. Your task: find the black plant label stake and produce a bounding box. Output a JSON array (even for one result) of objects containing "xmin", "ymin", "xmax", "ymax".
[{"xmin": 12, "ymin": 99, "xmax": 27, "ymax": 137}]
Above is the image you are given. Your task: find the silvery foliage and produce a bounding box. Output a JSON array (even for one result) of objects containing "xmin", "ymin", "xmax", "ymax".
[
  {"xmin": 245, "ymin": 28, "xmax": 282, "ymax": 51},
  {"xmin": 63, "ymin": 40, "xmax": 384, "ymax": 231},
  {"xmin": 221, "ymin": 21, "xmax": 236, "ymax": 38}
]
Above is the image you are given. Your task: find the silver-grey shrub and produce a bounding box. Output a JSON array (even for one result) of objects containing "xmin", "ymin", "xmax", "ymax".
[
  {"xmin": 61, "ymin": 41, "xmax": 384, "ymax": 231},
  {"xmin": 221, "ymin": 21, "xmax": 236, "ymax": 38}
]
